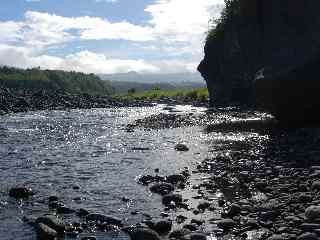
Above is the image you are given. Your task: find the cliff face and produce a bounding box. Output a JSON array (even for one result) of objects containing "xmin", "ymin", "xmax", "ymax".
[{"xmin": 198, "ymin": 0, "xmax": 320, "ymax": 108}]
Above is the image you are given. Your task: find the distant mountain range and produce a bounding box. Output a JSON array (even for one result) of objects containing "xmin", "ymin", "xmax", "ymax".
[
  {"xmin": 100, "ymin": 71, "xmax": 204, "ymax": 84},
  {"xmin": 99, "ymin": 71, "xmax": 206, "ymax": 93}
]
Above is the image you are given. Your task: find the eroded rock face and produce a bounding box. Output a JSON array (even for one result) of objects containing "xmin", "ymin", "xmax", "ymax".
[{"xmin": 198, "ymin": 0, "xmax": 320, "ymax": 116}]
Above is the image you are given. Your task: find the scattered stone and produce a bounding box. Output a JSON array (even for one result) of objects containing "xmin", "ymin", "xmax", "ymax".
[{"xmin": 9, "ymin": 187, "xmax": 34, "ymax": 199}]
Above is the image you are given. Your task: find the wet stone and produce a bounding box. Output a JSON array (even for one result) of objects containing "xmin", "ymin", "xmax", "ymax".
[
  {"xmin": 153, "ymin": 220, "xmax": 172, "ymax": 235},
  {"xmin": 297, "ymin": 232, "xmax": 318, "ymax": 240},
  {"xmin": 36, "ymin": 215, "xmax": 66, "ymax": 233},
  {"xmin": 162, "ymin": 193, "xmax": 182, "ymax": 206},
  {"xmin": 123, "ymin": 226, "xmax": 161, "ymax": 240},
  {"xmin": 150, "ymin": 182, "xmax": 174, "ymax": 195},
  {"xmin": 86, "ymin": 214, "xmax": 122, "ymax": 227},
  {"xmin": 37, "ymin": 223, "xmax": 57, "ymax": 240},
  {"xmin": 9, "ymin": 187, "xmax": 34, "ymax": 199},
  {"xmin": 305, "ymin": 206, "xmax": 320, "ymax": 221},
  {"xmin": 174, "ymin": 144, "xmax": 189, "ymax": 152},
  {"xmin": 169, "ymin": 229, "xmax": 191, "ymax": 239},
  {"xmin": 216, "ymin": 219, "xmax": 237, "ymax": 229},
  {"xmin": 183, "ymin": 232, "xmax": 207, "ymax": 240}
]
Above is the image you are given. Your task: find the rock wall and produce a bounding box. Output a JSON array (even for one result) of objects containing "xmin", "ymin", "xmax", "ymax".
[{"xmin": 198, "ymin": 0, "xmax": 320, "ymax": 108}]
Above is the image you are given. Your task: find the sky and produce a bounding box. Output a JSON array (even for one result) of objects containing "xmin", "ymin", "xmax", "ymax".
[{"xmin": 0, "ymin": 0, "xmax": 224, "ymax": 74}]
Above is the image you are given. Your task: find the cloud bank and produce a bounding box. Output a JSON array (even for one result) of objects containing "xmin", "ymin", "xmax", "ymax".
[{"xmin": 0, "ymin": 0, "xmax": 224, "ymax": 74}]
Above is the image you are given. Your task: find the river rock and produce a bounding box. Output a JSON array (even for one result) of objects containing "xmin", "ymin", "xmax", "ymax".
[
  {"xmin": 37, "ymin": 223, "xmax": 57, "ymax": 240},
  {"xmin": 9, "ymin": 187, "xmax": 34, "ymax": 199},
  {"xmin": 216, "ymin": 219, "xmax": 237, "ymax": 229},
  {"xmin": 305, "ymin": 206, "xmax": 320, "ymax": 221},
  {"xmin": 36, "ymin": 215, "xmax": 65, "ymax": 233},
  {"xmin": 311, "ymin": 181, "xmax": 320, "ymax": 191},
  {"xmin": 123, "ymin": 226, "xmax": 161, "ymax": 240},
  {"xmin": 162, "ymin": 193, "xmax": 182, "ymax": 206},
  {"xmin": 227, "ymin": 203, "xmax": 241, "ymax": 217},
  {"xmin": 150, "ymin": 183, "xmax": 174, "ymax": 195},
  {"xmin": 175, "ymin": 144, "xmax": 189, "ymax": 152},
  {"xmin": 86, "ymin": 213, "xmax": 122, "ymax": 226},
  {"xmin": 166, "ymin": 174, "xmax": 186, "ymax": 184}
]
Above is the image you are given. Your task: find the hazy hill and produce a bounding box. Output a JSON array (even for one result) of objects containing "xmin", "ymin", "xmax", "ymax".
[
  {"xmin": 100, "ymin": 72, "xmax": 204, "ymax": 84},
  {"xmin": 0, "ymin": 66, "xmax": 113, "ymax": 95},
  {"xmin": 100, "ymin": 71, "xmax": 205, "ymax": 94}
]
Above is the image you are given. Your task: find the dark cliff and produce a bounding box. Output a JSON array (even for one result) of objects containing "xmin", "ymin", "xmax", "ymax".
[{"xmin": 198, "ymin": 0, "xmax": 320, "ymax": 120}]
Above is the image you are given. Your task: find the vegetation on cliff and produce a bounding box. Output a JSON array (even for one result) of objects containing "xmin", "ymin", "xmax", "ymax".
[{"xmin": 0, "ymin": 66, "xmax": 113, "ymax": 95}]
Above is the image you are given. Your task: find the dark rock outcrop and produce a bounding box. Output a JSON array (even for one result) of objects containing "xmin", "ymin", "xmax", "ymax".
[{"xmin": 198, "ymin": 0, "xmax": 320, "ymax": 122}]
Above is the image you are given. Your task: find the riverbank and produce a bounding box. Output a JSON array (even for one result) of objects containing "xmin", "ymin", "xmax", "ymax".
[{"xmin": 0, "ymin": 87, "xmax": 209, "ymax": 115}]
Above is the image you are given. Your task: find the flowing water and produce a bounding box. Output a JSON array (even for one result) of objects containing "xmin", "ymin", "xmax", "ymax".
[{"xmin": 1, "ymin": 105, "xmax": 318, "ymax": 240}]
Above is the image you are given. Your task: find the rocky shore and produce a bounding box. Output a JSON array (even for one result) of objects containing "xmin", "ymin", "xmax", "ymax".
[{"xmin": 5, "ymin": 106, "xmax": 320, "ymax": 240}]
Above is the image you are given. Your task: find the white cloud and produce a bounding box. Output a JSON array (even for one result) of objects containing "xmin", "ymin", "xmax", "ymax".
[
  {"xmin": 0, "ymin": 45, "xmax": 158, "ymax": 74},
  {"xmin": 0, "ymin": 0, "xmax": 225, "ymax": 74},
  {"xmin": 145, "ymin": 0, "xmax": 224, "ymax": 42}
]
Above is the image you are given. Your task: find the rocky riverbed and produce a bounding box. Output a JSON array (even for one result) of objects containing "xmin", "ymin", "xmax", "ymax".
[{"xmin": 1, "ymin": 104, "xmax": 320, "ymax": 240}]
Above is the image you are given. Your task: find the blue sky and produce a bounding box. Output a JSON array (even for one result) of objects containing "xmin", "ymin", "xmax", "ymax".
[{"xmin": 0, "ymin": 0, "xmax": 224, "ymax": 74}]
